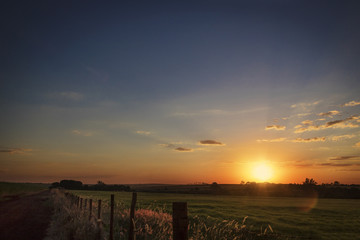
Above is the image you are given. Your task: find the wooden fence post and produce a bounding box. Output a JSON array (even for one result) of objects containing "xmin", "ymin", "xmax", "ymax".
[
  {"xmin": 89, "ymin": 199, "xmax": 93, "ymax": 220},
  {"xmin": 173, "ymin": 202, "xmax": 188, "ymax": 240},
  {"xmin": 98, "ymin": 199, "xmax": 102, "ymax": 219},
  {"xmin": 84, "ymin": 199, "xmax": 87, "ymax": 212},
  {"xmin": 128, "ymin": 192, "xmax": 137, "ymax": 240},
  {"xmin": 109, "ymin": 194, "xmax": 114, "ymax": 240},
  {"xmin": 80, "ymin": 198, "xmax": 83, "ymax": 210}
]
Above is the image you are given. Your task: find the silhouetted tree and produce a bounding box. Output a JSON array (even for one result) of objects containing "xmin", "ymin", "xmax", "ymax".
[
  {"xmin": 303, "ymin": 178, "xmax": 317, "ymax": 185},
  {"xmin": 59, "ymin": 180, "xmax": 83, "ymax": 189}
]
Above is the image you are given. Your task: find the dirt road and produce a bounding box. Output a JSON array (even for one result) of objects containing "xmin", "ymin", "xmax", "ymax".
[{"xmin": 0, "ymin": 190, "xmax": 53, "ymax": 240}]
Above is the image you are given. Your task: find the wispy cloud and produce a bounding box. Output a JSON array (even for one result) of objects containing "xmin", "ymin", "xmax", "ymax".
[
  {"xmin": 291, "ymin": 101, "xmax": 320, "ymax": 110},
  {"xmin": 317, "ymin": 110, "xmax": 340, "ymax": 117},
  {"xmin": 199, "ymin": 140, "xmax": 225, "ymax": 145},
  {"xmin": 174, "ymin": 147, "xmax": 193, "ymax": 152},
  {"xmin": 294, "ymin": 116, "xmax": 359, "ymax": 133},
  {"xmin": 301, "ymin": 120, "xmax": 313, "ymax": 125},
  {"xmin": 292, "ymin": 137, "xmax": 326, "ymax": 143},
  {"xmin": 159, "ymin": 143, "xmax": 194, "ymax": 152},
  {"xmin": 0, "ymin": 147, "xmax": 33, "ymax": 154},
  {"xmin": 318, "ymin": 163, "xmax": 359, "ymax": 167},
  {"xmin": 325, "ymin": 117, "xmax": 359, "ymax": 129},
  {"xmin": 72, "ymin": 130, "xmax": 93, "ymax": 137},
  {"xmin": 329, "ymin": 156, "xmax": 360, "ymax": 161},
  {"xmin": 265, "ymin": 125, "xmax": 286, "ymax": 131},
  {"xmin": 342, "ymin": 100, "xmax": 360, "ymax": 107},
  {"xmin": 257, "ymin": 138, "xmax": 287, "ymax": 143},
  {"xmin": 330, "ymin": 134, "xmax": 356, "ymax": 141},
  {"xmin": 297, "ymin": 113, "xmax": 312, "ymax": 117},
  {"xmin": 172, "ymin": 107, "xmax": 268, "ymax": 117},
  {"xmin": 136, "ymin": 130, "xmax": 151, "ymax": 136}
]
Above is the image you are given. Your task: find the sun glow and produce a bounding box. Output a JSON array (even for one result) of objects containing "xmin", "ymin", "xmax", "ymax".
[{"xmin": 252, "ymin": 162, "xmax": 273, "ymax": 182}]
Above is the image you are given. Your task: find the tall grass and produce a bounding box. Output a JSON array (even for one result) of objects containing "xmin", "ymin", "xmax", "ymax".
[{"xmin": 46, "ymin": 190, "xmax": 290, "ymax": 240}]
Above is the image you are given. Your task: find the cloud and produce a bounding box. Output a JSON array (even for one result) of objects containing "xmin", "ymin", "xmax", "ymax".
[
  {"xmin": 136, "ymin": 130, "xmax": 151, "ymax": 136},
  {"xmin": 297, "ymin": 113, "xmax": 312, "ymax": 117},
  {"xmin": 199, "ymin": 140, "xmax": 225, "ymax": 145},
  {"xmin": 294, "ymin": 116, "xmax": 359, "ymax": 133},
  {"xmin": 329, "ymin": 156, "xmax": 360, "ymax": 161},
  {"xmin": 317, "ymin": 110, "xmax": 340, "ymax": 117},
  {"xmin": 265, "ymin": 125, "xmax": 286, "ymax": 131},
  {"xmin": 0, "ymin": 148, "xmax": 33, "ymax": 154},
  {"xmin": 294, "ymin": 125, "xmax": 320, "ymax": 133},
  {"xmin": 318, "ymin": 163, "xmax": 356, "ymax": 167},
  {"xmin": 325, "ymin": 117, "xmax": 359, "ymax": 129},
  {"xmin": 292, "ymin": 137, "xmax": 326, "ymax": 143},
  {"xmin": 301, "ymin": 120, "xmax": 313, "ymax": 125},
  {"xmin": 72, "ymin": 130, "xmax": 93, "ymax": 137},
  {"xmin": 342, "ymin": 100, "xmax": 360, "ymax": 107},
  {"xmin": 291, "ymin": 101, "xmax": 320, "ymax": 109},
  {"xmin": 158, "ymin": 143, "xmax": 175, "ymax": 149},
  {"xmin": 257, "ymin": 138, "xmax": 287, "ymax": 143},
  {"xmin": 172, "ymin": 107, "xmax": 268, "ymax": 117},
  {"xmin": 174, "ymin": 147, "xmax": 193, "ymax": 152},
  {"xmin": 159, "ymin": 143, "xmax": 194, "ymax": 152},
  {"xmin": 330, "ymin": 134, "xmax": 356, "ymax": 141}
]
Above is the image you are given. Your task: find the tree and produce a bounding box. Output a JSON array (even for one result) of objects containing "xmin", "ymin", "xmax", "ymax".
[
  {"xmin": 303, "ymin": 178, "xmax": 317, "ymax": 186},
  {"xmin": 59, "ymin": 179, "xmax": 83, "ymax": 189}
]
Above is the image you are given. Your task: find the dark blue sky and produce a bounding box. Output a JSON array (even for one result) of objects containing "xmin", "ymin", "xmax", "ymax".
[{"xmin": 1, "ymin": 1, "xmax": 360, "ymax": 183}]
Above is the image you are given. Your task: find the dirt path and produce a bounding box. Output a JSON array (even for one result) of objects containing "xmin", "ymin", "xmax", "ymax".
[{"xmin": 0, "ymin": 190, "xmax": 53, "ymax": 240}]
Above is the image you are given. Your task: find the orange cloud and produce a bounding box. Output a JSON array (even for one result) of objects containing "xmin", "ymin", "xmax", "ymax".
[
  {"xmin": 257, "ymin": 138, "xmax": 286, "ymax": 143},
  {"xmin": 330, "ymin": 134, "xmax": 356, "ymax": 141},
  {"xmin": 317, "ymin": 110, "xmax": 340, "ymax": 117},
  {"xmin": 329, "ymin": 156, "xmax": 359, "ymax": 161},
  {"xmin": 292, "ymin": 137, "xmax": 326, "ymax": 143},
  {"xmin": 342, "ymin": 100, "xmax": 360, "ymax": 107},
  {"xmin": 265, "ymin": 125, "xmax": 286, "ymax": 131},
  {"xmin": 294, "ymin": 116, "xmax": 359, "ymax": 133}
]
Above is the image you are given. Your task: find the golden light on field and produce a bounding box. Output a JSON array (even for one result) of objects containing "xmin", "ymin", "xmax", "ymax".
[{"xmin": 252, "ymin": 162, "xmax": 273, "ymax": 182}]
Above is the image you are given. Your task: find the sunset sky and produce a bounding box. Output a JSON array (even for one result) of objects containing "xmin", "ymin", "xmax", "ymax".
[{"xmin": 1, "ymin": 0, "xmax": 360, "ymax": 184}]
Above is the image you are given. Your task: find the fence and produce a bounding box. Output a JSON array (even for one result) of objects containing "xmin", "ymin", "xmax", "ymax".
[{"xmin": 64, "ymin": 191, "xmax": 188, "ymax": 240}]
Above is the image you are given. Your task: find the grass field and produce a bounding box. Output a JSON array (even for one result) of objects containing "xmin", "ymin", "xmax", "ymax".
[
  {"xmin": 71, "ymin": 190, "xmax": 360, "ymax": 240},
  {"xmin": 0, "ymin": 182, "xmax": 49, "ymax": 200}
]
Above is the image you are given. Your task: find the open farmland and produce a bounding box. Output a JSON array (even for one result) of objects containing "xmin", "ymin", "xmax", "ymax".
[
  {"xmin": 0, "ymin": 182, "xmax": 49, "ymax": 201},
  {"xmin": 71, "ymin": 190, "xmax": 360, "ymax": 240}
]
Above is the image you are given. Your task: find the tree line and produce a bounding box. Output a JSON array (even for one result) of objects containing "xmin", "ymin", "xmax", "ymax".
[{"xmin": 50, "ymin": 180, "xmax": 131, "ymax": 192}]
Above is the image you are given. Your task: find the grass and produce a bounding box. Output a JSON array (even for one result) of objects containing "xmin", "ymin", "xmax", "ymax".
[
  {"xmin": 0, "ymin": 182, "xmax": 49, "ymax": 200},
  {"xmin": 49, "ymin": 190, "xmax": 281, "ymax": 240},
  {"xmin": 70, "ymin": 190, "xmax": 360, "ymax": 240}
]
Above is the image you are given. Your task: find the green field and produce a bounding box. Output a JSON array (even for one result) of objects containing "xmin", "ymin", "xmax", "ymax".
[
  {"xmin": 70, "ymin": 190, "xmax": 360, "ymax": 240},
  {"xmin": 0, "ymin": 182, "xmax": 49, "ymax": 200}
]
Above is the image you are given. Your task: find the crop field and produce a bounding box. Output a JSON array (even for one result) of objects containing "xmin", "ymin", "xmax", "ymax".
[{"xmin": 70, "ymin": 190, "xmax": 360, "ymax": 240}]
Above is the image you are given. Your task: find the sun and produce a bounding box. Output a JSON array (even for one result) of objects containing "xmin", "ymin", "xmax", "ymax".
[{"xmin": 252, "ymin": 162, "xmax": 273, "ymax": 182}]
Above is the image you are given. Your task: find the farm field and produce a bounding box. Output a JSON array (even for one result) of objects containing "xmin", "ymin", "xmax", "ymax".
[
  {"xmin": 71, "ymin": 190, "xmax": 360, "ymax": 240},
  {"xmin": 0, "ymin": 182, "xmax": 49, "ymax": 201}
]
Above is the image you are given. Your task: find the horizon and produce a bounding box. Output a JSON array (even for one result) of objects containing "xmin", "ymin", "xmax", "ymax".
[{"xmin": 1, "ymin": 1, "xmax": 360, "ymax": 185}]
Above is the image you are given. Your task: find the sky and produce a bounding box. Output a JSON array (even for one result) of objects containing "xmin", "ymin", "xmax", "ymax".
[{"xmin": 1, "ymin": 0, "xmax": 360, "ymax": 184}]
